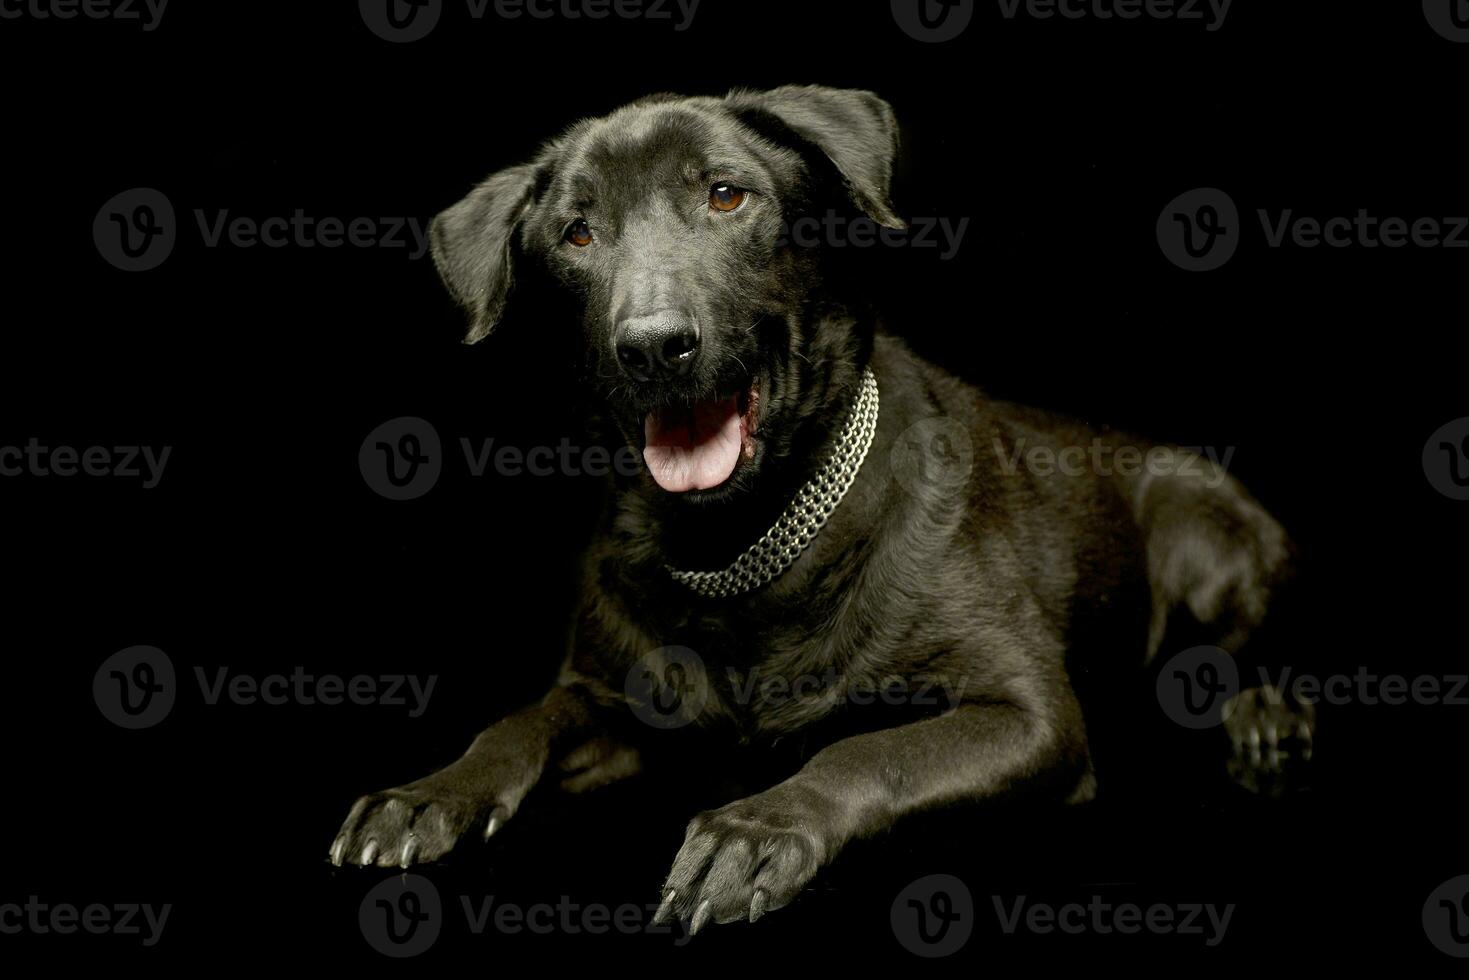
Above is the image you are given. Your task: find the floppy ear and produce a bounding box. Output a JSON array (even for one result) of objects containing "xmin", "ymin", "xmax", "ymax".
[
  {"xmin": 430, "ymin": 163, "xmax": 540, "ymax": 344},
  {"xmin": 731, "ymin": 85, "xmax": 904, "ymax": 230}
]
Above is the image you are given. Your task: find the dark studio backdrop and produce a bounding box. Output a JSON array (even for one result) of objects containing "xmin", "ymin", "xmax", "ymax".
[{"xmin": 1, "ymin": 0, "xmax": 1465, "ymax": 969}]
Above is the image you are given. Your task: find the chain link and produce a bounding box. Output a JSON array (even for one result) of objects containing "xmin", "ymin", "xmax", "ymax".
[{"xmin": 666, "ymin": 367, "xmax": 880, "ymax": 599}]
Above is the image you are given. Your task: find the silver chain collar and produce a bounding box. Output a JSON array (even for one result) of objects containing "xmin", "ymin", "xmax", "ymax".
[{"xmin": 666, "ymin": 367, "xmax": 880, "ymax": 599}]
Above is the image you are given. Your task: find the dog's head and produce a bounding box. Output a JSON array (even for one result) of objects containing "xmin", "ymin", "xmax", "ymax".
[{"xmin": 431, "ymin": 86, "xmax": 901, "ymax": 502}]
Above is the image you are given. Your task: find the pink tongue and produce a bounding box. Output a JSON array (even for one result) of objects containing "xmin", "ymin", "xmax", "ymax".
[{"xmin": 643, "ymin": 397, "xmax": 742, "ymax": 492}]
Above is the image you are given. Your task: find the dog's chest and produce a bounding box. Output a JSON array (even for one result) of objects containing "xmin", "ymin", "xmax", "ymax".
[{"xmin": 676, "ymin": 610, "xmax": 849, "ymax": 740}]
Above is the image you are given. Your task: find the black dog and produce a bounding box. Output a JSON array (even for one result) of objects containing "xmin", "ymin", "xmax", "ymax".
[{"xmin": 331, "ymin": 86, "xmax": 1306, "ymax": 931}]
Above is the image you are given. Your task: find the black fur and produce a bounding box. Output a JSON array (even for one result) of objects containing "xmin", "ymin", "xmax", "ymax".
[{"xmin": 331, "ymin": 86, "xmax": 1297, "ymax": 932}]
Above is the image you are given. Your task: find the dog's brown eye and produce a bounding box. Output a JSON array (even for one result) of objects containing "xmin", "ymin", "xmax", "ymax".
[
  {"xmin": 565, "ymin": 219, "xmax": 593, "ymax": 246},
  {"xmin": 710, "ymin": 184, "xmax": 747, "ymax": 213}
]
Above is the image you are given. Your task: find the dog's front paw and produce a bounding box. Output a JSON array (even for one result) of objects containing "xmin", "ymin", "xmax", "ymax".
[
  {"xmin": 654, "ymin": 784, "xmax": 836, "ymax": 933},
  {"xmin": 329, "ymin": 781, "xmax": 493, "ymax": 869},
  {"xmin": 1223, "ymin": 684, "xmax": 1316, "ymax": 797},
  {"xmin": 330, "ymin": 757, "xmax": 533, "ymax": 869}
]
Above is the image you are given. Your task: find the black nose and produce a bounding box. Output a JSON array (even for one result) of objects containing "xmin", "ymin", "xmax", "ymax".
[{"xmin": 614, "ymin": 311, "xmax": 700, "ymax": 381}]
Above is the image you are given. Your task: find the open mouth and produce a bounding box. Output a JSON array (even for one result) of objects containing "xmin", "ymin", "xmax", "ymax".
[{"xmin": 642, "ymin": 380, "xmax": 760, "ymax": 493}]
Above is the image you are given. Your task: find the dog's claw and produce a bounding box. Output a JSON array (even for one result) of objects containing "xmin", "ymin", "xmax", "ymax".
[
  {"xmin": 653, "ymin": 889, "xmax": 677, "ymax": 925},
  {"xmin": 484, "ymin": 805, "xmax": 509, "ymax": 841},
  {"xmin": 360, "ymin": 840, "xmax": 379, "ymax": 866},
  {"xmin": 329, "ymin": 835, "xmax": 346, "ymax": 867},
  {"xmin": 400, "ymin": 836, "xmax": 420, "ymax": 869},
  {"xmin": 690, "ymin": 898, "xmax": 713, "ymax": 935},
  {"xmin": 749, "ymin": 888, "xmax": 768, "ymax": 923},
  {"xmin": 1223, "ymin": 684, "xmax": 1317, "ymax": 797}
]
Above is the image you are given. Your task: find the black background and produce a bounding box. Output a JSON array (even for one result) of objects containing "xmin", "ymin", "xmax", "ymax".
[{"xmin": 1, "ymin": 0, "xmax": 1465, "ymax": 969}]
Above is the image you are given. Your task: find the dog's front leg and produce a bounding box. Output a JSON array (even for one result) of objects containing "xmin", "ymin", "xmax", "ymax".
[
  {"xmin": 656, "ymin": 693, "xmax": 1086, "ymax": 932},
  {"xmin": 330, "ymin": 685, "xmax": 604, "ymax": 868}
]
